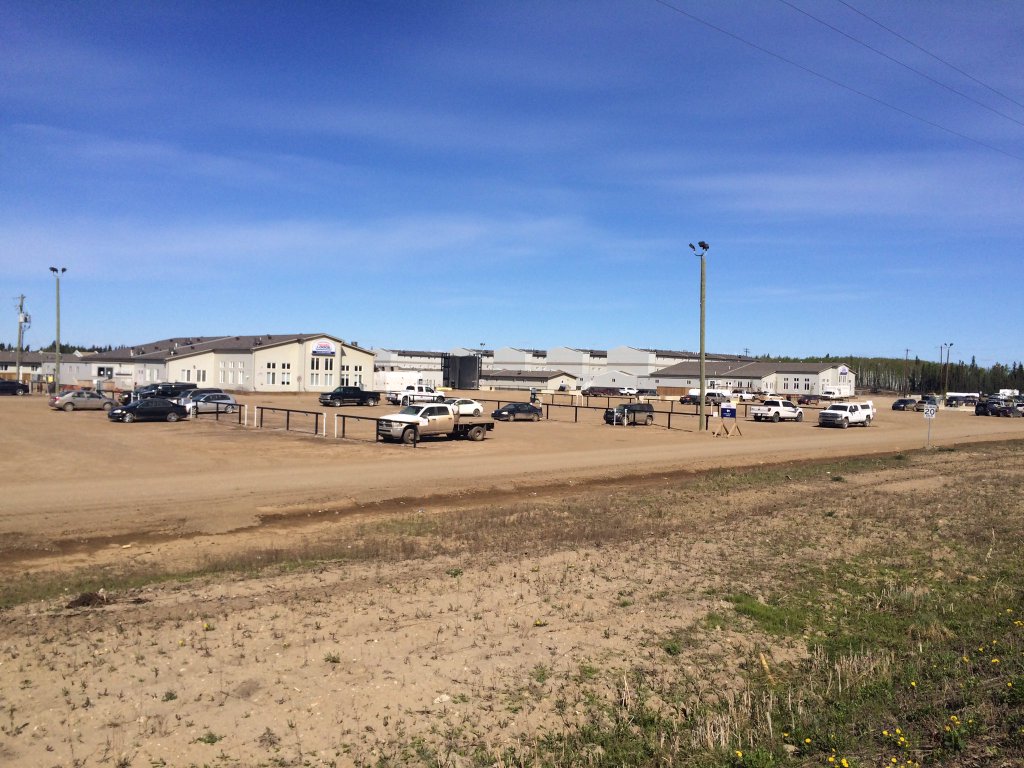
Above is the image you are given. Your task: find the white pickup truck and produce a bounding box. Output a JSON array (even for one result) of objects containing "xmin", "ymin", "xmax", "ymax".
[
  {"xmin": 750, "ymin": 399, "xmax": 804, "ymax": 422},
  {"xmin": 817, "ymin": 401, "xmax": 876, "ymax": 428},
  {"xmin": 385, "ymin": 384, "xmax": 446, "ymax": 406},
  {"xmin": 377, "ymin": 403, "xmax": 494, "ymax": 444}
]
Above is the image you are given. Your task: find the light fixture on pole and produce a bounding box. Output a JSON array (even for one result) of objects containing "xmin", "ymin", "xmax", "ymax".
[
  {"xmin": 689, "ymin": 241, "xmax": 710, "ymax": 431},
  {"xmin": 49, "ymin": 267, "xmax": 66, "ymax": 393}
]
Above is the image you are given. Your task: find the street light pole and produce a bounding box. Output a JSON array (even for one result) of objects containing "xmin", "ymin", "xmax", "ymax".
[
  {"xmin": 943, "ymin": 342, "xmax": 954, "ymax": 397},
  {"xmin": 689, "ymin": 241, "xmax": 710, "ymax": 431},
  {"xmin": 49, "ymin": 267, "xmax": 66, "ymax": 392}
]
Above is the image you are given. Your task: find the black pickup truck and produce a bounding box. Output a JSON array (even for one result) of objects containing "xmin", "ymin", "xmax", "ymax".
[{"xmin": 318, "ymin": 386, "xmax": 381, "ymax": 407}]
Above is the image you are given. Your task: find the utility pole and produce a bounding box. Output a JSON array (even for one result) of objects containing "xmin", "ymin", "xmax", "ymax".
[
  {"xmin": 689, "ymin": 241, "xmax": 710, "ymax": 431},
  {"xmin": 903, "ymin": 348, "xmax": 909, "ymax": 396},
  {"xmin": 49, "ymin": 267, "xmax": 66, "ymax": 392},
  {"xmin": 943, "ymin": 342, "xmax": 954, "ymax": 396},
  {"xmin": 15, "ymin": 295, "xmax": 30, "ymax": 384}
]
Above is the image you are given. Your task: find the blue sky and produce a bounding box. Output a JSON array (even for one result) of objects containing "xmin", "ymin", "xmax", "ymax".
[{"xmin": 2, "ymin": 1, "xmax": 1021, "ymax": 366}]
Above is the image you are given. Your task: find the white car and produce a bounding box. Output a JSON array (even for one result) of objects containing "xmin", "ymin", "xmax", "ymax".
[
  {"xmin": 444, "ymin": 397, "xmax": 484, "ymax": 417},
  {"xmin": 618, "ymin": 387, "xmax": 638, "ymax": 396}
]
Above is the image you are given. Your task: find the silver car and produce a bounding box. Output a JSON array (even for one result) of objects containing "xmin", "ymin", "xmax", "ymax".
[
  {"xmin": 48, "ymin": 390, "xmax": 116, "ymax": 412},
  {"xmin": 185, "ymin": 392, "xmax": 238, "ymax": 414}
]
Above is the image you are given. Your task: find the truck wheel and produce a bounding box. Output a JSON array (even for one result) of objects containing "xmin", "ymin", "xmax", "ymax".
[
  {"xmin": 473, "ymin": 408, "xmax": 482, "ymax": 417},
  {"xmin": 401, "ymin": 427, "xmax": 417, "ymax": 445},
  {"xmin": 166, "ymin": 412, "xmax": 181, "ymax": 422},
  {"xmin": 863, "ymin": 416, "xmax": 871, "ymax": 427},
  {"xmin": 365, "ymin": 397, "xmax": 378, "ymax": 407},
  {"xmin": 435, "ymin": 395, "xmax": 445, "ymax": 403},
  {"xmin": 645, "ymin": 415, "xmax": 653, "ymax": 425},
  {"xmin": 467, "ymin": 425, "xmax": 486, "ymax": 441},
  {"xmin": 841, "ymin": 418, "xmax": 849, "ymax": 429},
  {"xmin": 330, "ymin": 398, "xmax": 341, "ymax": 407},
  {"xmin": 531, "ymin": 413, "xmax": 540, "ymax": 422},
  {"xmin": 402, "ymin": 397, "xmax": 410, "ymax": 406},
  {"xmin": 796, "ymin": 412, "xmax": 803, "ymax": 422},
  {"xmin": 771, "ymin": 412, "xmax": 780, "ymax": 423}
]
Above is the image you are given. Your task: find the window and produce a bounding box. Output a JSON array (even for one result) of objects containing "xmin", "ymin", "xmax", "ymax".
[
  {"xmin": 324, "ymin": 357, "xmax": 334, "ymax": 371},
  {"xmin": 219, "ymin": 370, "xmax": 225, "ymax": 384},
  {"xmin": 324, "ymin": 373, "xmax": 333, "ymax": 386},
  {"xmin": 282, "ymin": 362, "xmax": 291, "ymax": 386},
  {"xmin": 310, "ymin": 357, "xmax": 321, "ymax": 371},
  {"xmin": 266, "ymin": 362, "xmax": 276, "ymax": 385},
  {"xmin": 310, "ymin": 372, "xmax": 319, "ymax": 385}
]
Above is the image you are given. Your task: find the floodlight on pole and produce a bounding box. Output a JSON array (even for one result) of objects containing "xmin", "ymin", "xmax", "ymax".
[
  {"xmin": 49, "ymin": 267, "xmax": 66, "ymax": 393},
  {"xmin": 689, "ymin": 241, "xmax": 710, "ymax": 431}
]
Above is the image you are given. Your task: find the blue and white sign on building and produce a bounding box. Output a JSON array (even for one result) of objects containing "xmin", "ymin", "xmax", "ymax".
[{"xmin": 311, "ymin": 340, "xmax": 336, "ymax": 356}]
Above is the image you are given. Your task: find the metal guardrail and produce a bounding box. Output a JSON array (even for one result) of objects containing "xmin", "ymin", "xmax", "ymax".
[
  {"xmin": 332, "ymin": 412, "xmax": 381, "ymax": 442},
  {"xmin": 190, "ymin": 401, "xmax": 245, "ymax": 425},
  {"xmin": 254, "ymin": 406, "xmax": 324, "ymax": 436}
]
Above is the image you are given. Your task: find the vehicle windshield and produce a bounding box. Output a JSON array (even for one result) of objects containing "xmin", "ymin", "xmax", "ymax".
[{"xmin": 399, "ymin": 406, "xmax": 422, "ymax": 415}]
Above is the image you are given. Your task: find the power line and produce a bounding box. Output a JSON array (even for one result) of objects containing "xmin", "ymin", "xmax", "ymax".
[
  {"xmin": 836, "ymin": 0, "xmax": 1024, "ymax": 112},
  {"xmin": 777, "ymin": 0, "xmax": 1024, "ymax": 130},
  {"xmin": 650, "ymin": 0, "xmax": 1024, "ymax": 162}
]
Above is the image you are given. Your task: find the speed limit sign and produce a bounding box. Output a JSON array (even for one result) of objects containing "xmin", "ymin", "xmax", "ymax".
[{"xmin": 923, "ymin": 405, "xmax": 938, "ymax": 419}]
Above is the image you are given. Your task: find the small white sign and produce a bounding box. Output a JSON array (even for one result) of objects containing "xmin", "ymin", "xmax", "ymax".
[{"xmin": 923, "ymin": 405, "xmax": 938, "ymax": 419}]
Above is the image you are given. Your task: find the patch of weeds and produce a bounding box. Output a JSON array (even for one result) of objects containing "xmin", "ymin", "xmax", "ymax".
[
  {"xmin": 576, "ymin": 663, "xmax": 599, "ymax": 682},
  {"xmin": 726, "ymin": 593, "xmax": 812, "ymax": 636},
  {"xmin": 530, "ymin": 664, "xmax": 550, "ymax": 685},
  {"xmin": 194, "ymin": 730, "xmax": 222, "ymax": 745},
  {"xmin": 324, "ymin": 652, "xmax": 341, "ymax": 664},
  {"xmin": 445, "ymin": 567, "xmax": 463, "ymax": 578},
  {"xmin": 160, "ymin": 690, "xmax": 177, "ymax": 702}
]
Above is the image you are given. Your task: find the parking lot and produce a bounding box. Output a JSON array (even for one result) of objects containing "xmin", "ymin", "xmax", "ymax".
[{"xmin": 2, "ymin": 391, "xmax": 1022, "ymax": 577}]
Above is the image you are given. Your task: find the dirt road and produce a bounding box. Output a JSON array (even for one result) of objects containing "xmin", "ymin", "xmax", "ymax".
[{"xmin": 2, "ymin": 393, "xmax": 1020, "ymax": 576}]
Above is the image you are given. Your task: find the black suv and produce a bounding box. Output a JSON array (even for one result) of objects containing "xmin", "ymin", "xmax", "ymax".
[
  {"xmin": 318, "ymin": 386, "xmax": 381, "ymax": 407},
  {"xmin": 119, "ymin": 382, "xmax": 196, "ymax": 405},
  {"xmin": 604, "ymin": 402, "xmax": 655, "ymax": 425}
]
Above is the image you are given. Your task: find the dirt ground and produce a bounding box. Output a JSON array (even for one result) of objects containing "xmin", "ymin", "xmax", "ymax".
[
  {"xmin": 0, "ymin": 393, "xmax": 1022, "ymax": 767},
  {"xmin": 0, "ymin": 392, "xmax": 1019, "ymax": 578}
]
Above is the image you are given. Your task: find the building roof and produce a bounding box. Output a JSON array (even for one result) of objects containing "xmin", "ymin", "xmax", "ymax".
[
  {"xmin": 377, "ymin": 349, "xmax": 446, "ymax": 358},
  {"xmin": 481, "ymin": 368, "xmax": 573, "ymax": 382},
  {"xmin": 651, "ymin": 360, "xmax": 850, "ymax": 378},
  {"xmin": 86, "ymin": 334, "xmax": 371, "ymax": 363}
]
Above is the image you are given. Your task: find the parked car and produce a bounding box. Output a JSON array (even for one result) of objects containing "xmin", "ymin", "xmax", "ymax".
[
  {"xmin": 797, "ymin": 394, "xmax": 822, "ymax": 405},
  {"xmin": 975, "ymin": 398, "xmax": 1020, "ymax": 417},
  {"xmin": 891, "ymin": 398, "xmax": 917, "ymax": 411},
  {"xmin": 604, "ymin": 402, "xmax": 655, "ymax": 425},
  {"xmin": 48, "ymin": 390, "xmax": 115, "ymax": 412},
  {"xmin": 173, "ymin": 387, "xmax": 224, "ymax": 405},
  {"xmin": 0, "ymin": 380, "xmax": 30, "ymax": 396},
  {"xmin": 618, "ymin": 387, "xmax": 639, "ymax": 396},
  {"xmin": 108, "ymin": 398, "xmax": 188, "ymax": 423},
  {"xmin": 914, "ymin": 396, "xmax": 938, "ymax": 412},
  {"xmin": 185, "ymin": 392, "xmax": 237, "ymax": 414},
  {"xmin": 679, "ymin": 393, "xmax": 727, "ymax": 406},
  {"xmin": 444, "ymin": 397, "xmax": 484, "ymax": 417},
  {"xmin": 492, "ymin": 402, "xmax": 543, "ymax": 422}
]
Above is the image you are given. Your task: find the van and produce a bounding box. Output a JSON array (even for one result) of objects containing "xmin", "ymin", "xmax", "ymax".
[{"xmin": 604, "ymin": 402, "xmax": 655, "ymax": 425}]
